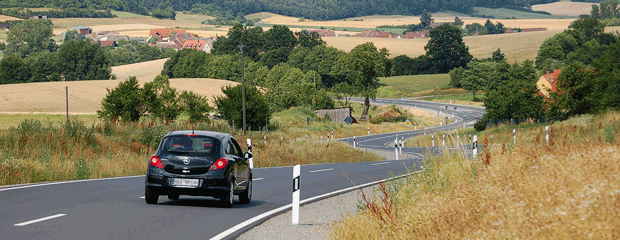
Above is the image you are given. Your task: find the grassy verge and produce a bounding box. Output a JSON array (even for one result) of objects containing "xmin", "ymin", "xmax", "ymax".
[
  {"xmin": 377, "ymin": 74, "xmax": 450, "ymax": 98},
  {"xmin": 331, "ymin": 111, "xmax": 620, "ymax": 238},
  {"xmin": 0, "ymin": 103, "xmax": 446, "ymax": 185}
]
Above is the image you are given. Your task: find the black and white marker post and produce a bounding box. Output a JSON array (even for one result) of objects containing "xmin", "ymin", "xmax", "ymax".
[
  {"xmin": 247, "ymin": 138, "xmax": 253, "ymax": 169},
  {"xmin": 513, "ymin": 129, "xmax": 516, "ymax": 145},
  {"xmin": 545, "ymin": 126, "xmax": 549, "ymax": 145},
  {"xmin": 473, "ymin": 135, "xmax": 478, "ymax": 159},
  {"xmin": 292, "ymin": 164, "xmax": 300, "ymax": 225},
  {"xmin": 432, "ymin": 135, "xmax": 435, "ymax": 147},
  {"xmin": 394, "ymin": 138, "xmax": 399, "ymax": 160},
  {"xmin": 353, "ymin": 136, "xmax": 356, "ymax": 148}
]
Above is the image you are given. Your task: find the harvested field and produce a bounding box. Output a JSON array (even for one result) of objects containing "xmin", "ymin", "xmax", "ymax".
[
  {"xmin": 532, "ymin": 2, "xmax": 597, "ymax": 16},
  {"xmin": 111, "ymin": 58, "xmax": 167, "ymax": 83},
  {"xmin": 0, "ymin": 15, "xmax": 20, "ymax": 21},
  {"xmin": 0, "ymin": 78, "xmax": 238, "ymax": 114},
  {"xmin": 325, "ymin": 29, "xmax": 562, "ymax": 62}
]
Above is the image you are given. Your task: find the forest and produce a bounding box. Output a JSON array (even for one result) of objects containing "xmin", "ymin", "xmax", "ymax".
[{"xmin": 0, "ymin": 0, "xmax": 586, "ymax": 20}]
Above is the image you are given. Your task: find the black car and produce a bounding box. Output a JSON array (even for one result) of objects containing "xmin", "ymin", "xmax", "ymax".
[{"xmin": 144, "ymin": 130, "xmax": 252, "ymax": 207}]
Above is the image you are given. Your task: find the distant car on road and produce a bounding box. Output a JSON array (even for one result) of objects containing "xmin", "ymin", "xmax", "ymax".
[{"xmin": 144, "ymin": 130, "xmax": 252, "ymax": 207}]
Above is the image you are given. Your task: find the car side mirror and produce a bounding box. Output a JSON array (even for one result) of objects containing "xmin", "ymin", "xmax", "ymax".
[{"xmin": 244, "ymin": 152, "xmax": 253, "ymax": 159}]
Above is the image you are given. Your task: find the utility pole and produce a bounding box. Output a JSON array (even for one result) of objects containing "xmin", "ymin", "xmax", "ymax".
[
  {"xmin": 240, "ymin": 45, "xmax": 246, "ymax": 135},
  {"xmin": 65, "ymin": 86, "xmax": 69, "ymax": 123}
]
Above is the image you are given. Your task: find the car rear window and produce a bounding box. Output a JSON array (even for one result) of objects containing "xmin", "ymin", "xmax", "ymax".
[{"xmin": 160, "ymin": 136, "xmax": 220, "ymax": 156}]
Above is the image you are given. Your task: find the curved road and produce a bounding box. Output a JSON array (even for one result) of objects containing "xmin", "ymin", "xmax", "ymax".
[{"xmin": 0, "ymin": 98, "xmax": 485, "ymax": 240}]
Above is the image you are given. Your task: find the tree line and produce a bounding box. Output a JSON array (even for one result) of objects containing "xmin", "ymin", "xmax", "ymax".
[
  {"xmin": 460, "ymin": 15, "xmax": 620, "ymax": 130},
  {"xmin": 0, "ymin": 7, "xmax": 116, "ymax": 19},
  {"xmin": 1, "ymin": 0, "xmax": 559, "ymax": 21}
]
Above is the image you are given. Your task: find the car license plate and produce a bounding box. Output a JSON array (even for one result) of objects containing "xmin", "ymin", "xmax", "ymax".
[{"xmin": 171, "ymin": 178, "xmax": 199, "ymax": 187}]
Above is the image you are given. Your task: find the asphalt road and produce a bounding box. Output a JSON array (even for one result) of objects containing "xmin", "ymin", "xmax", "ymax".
[{"xmin": 0, "ymin": 98, "xmax": 485, "ymax": 240}]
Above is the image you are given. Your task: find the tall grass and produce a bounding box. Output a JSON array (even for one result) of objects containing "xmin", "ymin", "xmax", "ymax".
[{"xmin": 331, "ymin": 111, "xmax": 620, "ymax": 239}]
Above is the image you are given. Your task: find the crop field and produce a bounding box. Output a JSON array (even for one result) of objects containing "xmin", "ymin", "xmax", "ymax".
[
  {"xmin": 472, "ymin": 7, "xmax": 575, "ymax": 19},
  {"xmin": 0, "ymin": 15, "xmax": 20, "ymax": 22},
  {"xmin": 532, "ymin": 2, "xmax": 598, "ymax": 16},
  {"xmin": 0, "ymin": 58, "xmax": 238, "ymax": 114},
  {"xmin": 377, "ymin": 74, "xmax": 450, "ymax": 98}
]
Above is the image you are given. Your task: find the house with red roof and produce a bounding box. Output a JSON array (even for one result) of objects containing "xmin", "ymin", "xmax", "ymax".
[
  {"xmin": 150, "ymin": 29, "xmax": 187, "ymax": 41},
  {"xmin": 537, "ymin": 69, "xmax": 561, "ymax": 98}
]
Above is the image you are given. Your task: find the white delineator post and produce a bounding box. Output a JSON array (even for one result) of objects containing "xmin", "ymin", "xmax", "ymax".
[
  {"xmin": 331, "ymin": 131, "xmax": 334, "ymax": 140},
  {"xmin": 247, "ymin": 138, "xmax": 253, "ymax": 169},
  {"xmin": 367, "ymin": 127, "xmax": 370, "ymax": 135},
  {"xmin": 545, "ymin": 126, "xmax": 550, "ymax": 145},
  {"xmin": 292, "ymin": 164, "xmax": 300, "ymax": 225},
  {"xmin": 513, "ymin": 129, "xmax": 516, "ymax": 145},
  {"xmin": 473, "ymin": 135, "xmax": 478, "ymax": 159},
  {"xmin": 394, "ymin": 138, "xmax": 399, "ymax": 160},
  {"xmin": 432, "ymin": 135, "xmax": 435, "ymax": 147},
  {"xmin": 442, "ymin": 134, "xmax": 445, "ymax": 146},
  {"xmin": 353, "ymin": 136, "xmax": 356, "ymax": 148}
]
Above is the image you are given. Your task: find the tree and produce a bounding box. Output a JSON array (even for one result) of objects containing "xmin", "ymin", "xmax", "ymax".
[
  {"xmin": 481, "ymin": 81, "xmax": 545, "ymax": 127},
  {"xmin": 296, "ymin": 30, "xmax": 324, "ymax": 49},
  {"xmin": 420, "ymin": 9, "xmax": 433, "ymax": 29},
  {"xmin": 179, "ymin": 91, "xmax": 212, "ymax": 123},
  {"xmin": 0, "ymin": 54, "xmax": 29, "ymax": 84},
  {"xmin": 5, "ymin": 19, "xmax": 56, "ymax": 58},
  {"xmin": 212, "ymin": 24, "xmax": 264, "ymax": 61},
  {"xmin": 98, "ymin": 77, "xmax": 143, "ymax": 122},
  {"xmin": 425, "ymin": 24, "xmax": 472, "ymax": 73},
  {"xmin": 570, "ymin": 15, "xmax": 605, "ymax": 39},
  {"xmin": 332, "ymin": 82, "xmax": 355, "ymax": 108},
  {"xmin": 214, "ymin": 85, "xmax": 271, "ymax": 130},
  {"xmin": 448, "ymin": 66, "xmax": 465, "ymax": 88},
  {"xmin": 56, "ymin": 39, "xmax": 111, "ymax": 80},
  {"xmin": 453, "ymin": 16, "xmax": 464, "ymax": 27},
  {"xmin": 491, "ymin": 48, "xmax": 505, "ymax": 62},
  {"xmin": 548, "ymin": 62, "xmax": 597, "ymax": 120},
  {"xmin": 591, "ymin": 4, "xmax": 600, "ymax": 18},
  {"xmin": 535, "ymin": 31, "xmax": 581, "ymax": 71},
  {"xmin": 263, "ymin": 25, "xmax": 297, "ymax": 52},
  {"xmin": 333, "ymin": 42, "xmax": 391, "ymax": 118},
  {"xmin": 25, "ymin": 51, "xmax": 59, "ymax": 82}
]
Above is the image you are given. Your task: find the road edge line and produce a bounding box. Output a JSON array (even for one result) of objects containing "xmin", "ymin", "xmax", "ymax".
[{"xmin": 210, "ymin": 169, "xmax": 424, "ymax": 240}]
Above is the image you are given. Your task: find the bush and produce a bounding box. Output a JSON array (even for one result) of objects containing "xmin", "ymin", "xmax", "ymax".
[{"xmin": 214, "ymin": 84, "xmax": 271, "ymax": 131}]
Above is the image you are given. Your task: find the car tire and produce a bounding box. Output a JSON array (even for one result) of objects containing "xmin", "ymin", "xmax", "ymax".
[
  {"xmin": 168, "ymin": 194, "xmax": 179, "ymax": 200},
  {"xmin": 220, "ymin": 179, "xmax": 234, "ymax": 208},
  {"xmin": 145, "ymin": 187, "xmax": 159, "ymax": 204},
  {"xmin": 239, "ymin": 177, "xmax": 252, "ymax": 204}
]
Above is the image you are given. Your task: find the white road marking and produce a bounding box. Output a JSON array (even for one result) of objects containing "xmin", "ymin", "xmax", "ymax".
[
  {"xmin": 370, "ymin": 162, "xmax": 391, "ymax": 166},
  {"xmin": 0, "ymin": 175, "xmax": 143, "ymax": 192},
  {"xmin": 139, "ymin": 196, "xmax": 145, "ymax": 199},
  {"xmin": 309, "ymin": 168, "xmax": 333, "ymax": 173},
  {"xmin": 252, "ymin": 178, "xmax": 264, "ymax": 181},
  {"xmin": 210, "ymin": 170, "xmax": 424, "ymax": 240},
  {"xmin": 14, "ymin": 214, "xmax": 66, "ymax": 227}
]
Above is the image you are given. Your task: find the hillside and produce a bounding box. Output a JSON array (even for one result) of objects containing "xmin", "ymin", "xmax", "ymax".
[
  {"xmin": 0, "ymin": 0, "xmax": 557, "ymax": 21},
  {"xmin": 532, "ymin": 2, "xmax": 598, "ymax": 16}
]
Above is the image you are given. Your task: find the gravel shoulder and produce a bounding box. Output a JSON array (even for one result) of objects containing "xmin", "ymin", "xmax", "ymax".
[{"xmin": 237, "ymin": 148, "xmax": 410, "ymax": 240}]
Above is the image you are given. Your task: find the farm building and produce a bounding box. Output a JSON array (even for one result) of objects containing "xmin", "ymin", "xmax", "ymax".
[
  {"xmin": 150, "ymin": 29, "xmax": 187, "ymax": 40},
  {"xmin": 182, "ymin": 39, "xmax": 215, "ymax": 52},
  {"xmin": 91, "ymin": 40, "xmax": 118, "ymax": 48},
  {"xmin": 353, "ymin": 31, "xmax": 393, "ymax": 38},
  {"xmin": 537, "ymin": 69, "xmax": 561, "ymax": 98},
  {"xmin": 402, "ymin": 30, "xmax": 430, "ymax": 39},
  {"xmin": 74, "ymin": 26, "xmax": 92, "ymax": 36},
  {"xmin": 522, "ymin": 28, "xmax": 548, "ymax": 32},
  {"xmin": 306, "ymin": 29, "xmax": 335, "ymax": 37}
]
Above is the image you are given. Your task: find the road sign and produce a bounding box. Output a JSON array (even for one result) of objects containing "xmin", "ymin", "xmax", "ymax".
[
  {"xmin": 344, "ymin": 116, "xmax": 353, "ymax": 125},
  {"xmin": 405, "ymin": 119, "xmax": 412, "ymax": 127}
]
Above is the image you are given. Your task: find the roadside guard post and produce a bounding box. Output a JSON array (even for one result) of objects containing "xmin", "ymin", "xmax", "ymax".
[
  {"xmin": 353, "ymin": 136, "xmax": 356, "ymax": 148},
  {"xmin": 394, "ymin": 138, "xmax": 399, "ymax": 160},
  {"xmin": 292, "ymin": 164, "xmax": 300, "ymax": 225},
  {"xmin": 545, "ymin": 126, "xmax": 550, "ymax": 145},
  {"xmin": 247, "ymin": 138, "xmax": 253, "ymax": 169},
  {"xmin": 473, "ymin": 135, "xmax": 478, "ymax": 159},
  {"xmin": 513, "ymin": 129, "xmax": 516, "ymax": 145},
  {"xmin": 432, "ymin": 135, "xmax": 435, "ymax": 147}
]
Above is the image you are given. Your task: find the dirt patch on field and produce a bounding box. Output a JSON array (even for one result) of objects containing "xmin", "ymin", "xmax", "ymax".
[
  {"xmin": 0, "ymin": 78, "xmax": 238, "ymax": 114},
  {"xmin": 532, "ymin": 2, "xmax": 597, "ymax": 16}
]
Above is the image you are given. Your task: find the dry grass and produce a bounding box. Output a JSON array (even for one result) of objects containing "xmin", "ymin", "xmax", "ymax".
[
  {"xmin": 331, "ymin": 111, "xmax": 620, "ymax": 239},
  {"xmin": 0, "ymin": 58, "xmax": 238, "ymax": 114},
  {"xmin": 532, "ymin": 2, "xmax": 598, "ymax": 16}
]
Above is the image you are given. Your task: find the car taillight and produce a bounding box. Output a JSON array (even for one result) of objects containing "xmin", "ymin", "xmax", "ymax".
[
  {"xmin": 150, "ymin": 155, "xmax": 164, "ymax": 168},
  {"xmin": 209, "ymin": 158, "xmax": 228, "ymax": 171}
]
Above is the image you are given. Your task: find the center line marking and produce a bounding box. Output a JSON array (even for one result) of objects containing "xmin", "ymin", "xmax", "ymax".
[
  {"xmin": 252, "ymin": 178, "xmax": 264, "ymax": 181},
  {"xmin": 309, "ymin": 168, "xmax": 333, "ymax": 173},
  {"xmin": 15, "ymin": 214, "xmax": 66, "ymax": 227},
  {"xmin": 370, "ymin": 162, "xmax": 391, "ymax": 166}
]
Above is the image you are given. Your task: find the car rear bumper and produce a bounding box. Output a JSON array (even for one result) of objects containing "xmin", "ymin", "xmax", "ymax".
[{"xmin": 145, "ymin": 172, "xmax": 229, "ymax": 197}]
